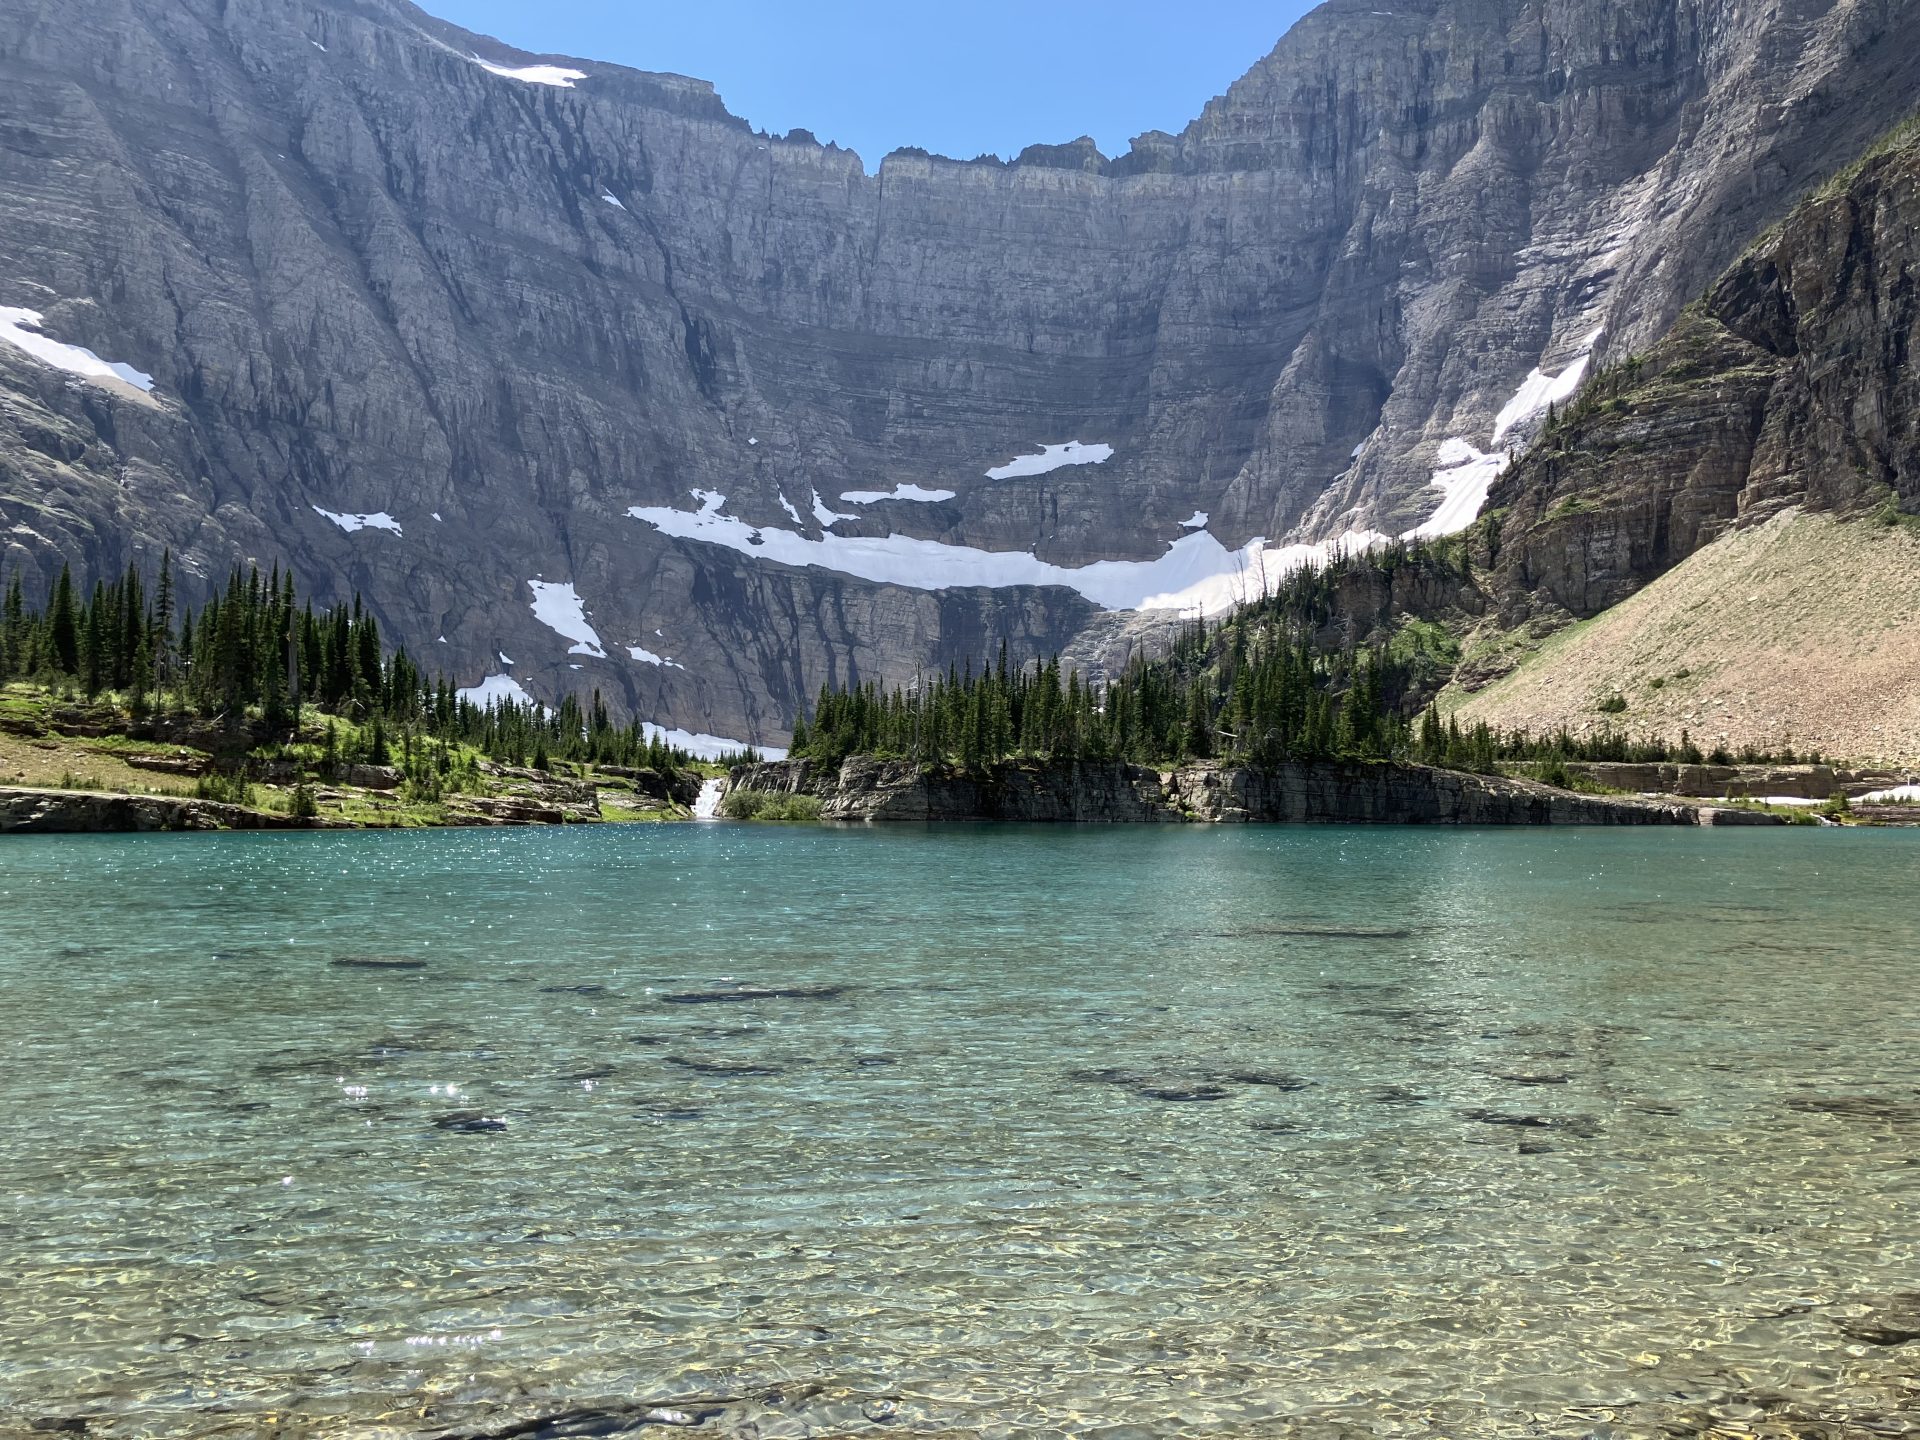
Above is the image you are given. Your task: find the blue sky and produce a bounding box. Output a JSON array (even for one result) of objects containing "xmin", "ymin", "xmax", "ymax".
[{"xmin": 422, "ymin": 2, "xmax": 1317, "ymax": 167}]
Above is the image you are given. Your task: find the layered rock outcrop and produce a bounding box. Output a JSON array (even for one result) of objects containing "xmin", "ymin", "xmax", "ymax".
[
  {"xmin": 1, "ymin": 0, "xmax": 1913, "ymax": 744},
  {"xmin": 1486, "ymin": 124, "xmax": 1920, "ymax": 625},
  {"xmin": 0, "ymin": 786, "xmax": 334, "ymax": 833},
  {"xmin": 729, "ymin": 757, "xmax": 1717, "ymax": 825}
]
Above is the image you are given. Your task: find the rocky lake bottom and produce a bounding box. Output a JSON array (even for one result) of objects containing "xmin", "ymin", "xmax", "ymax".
[{"xmin": 0, "ymin": 824, "xmax": 1916, "ymax": 1437}]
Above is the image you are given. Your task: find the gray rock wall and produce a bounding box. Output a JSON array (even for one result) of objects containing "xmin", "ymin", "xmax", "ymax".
[
  {"xmin": 730, "ymin": 757, "xmax": 1703, "ymax": 825},
  {"xmin": 0, "ymin": 0, "xmax": 1913, "ymax": 743},
  {"xmin": 1486, "ymin": 130, "xmax": 1920, "ymax": 628},
  {"xmin": 0, "ymin": 787, "xmax": 327, "ymax": 833}
]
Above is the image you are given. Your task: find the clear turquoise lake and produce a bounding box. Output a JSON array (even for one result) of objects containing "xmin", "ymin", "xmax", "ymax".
[{"xmin": 1, "ymin": 824, "xmax": 1916, "ymax": 1436}]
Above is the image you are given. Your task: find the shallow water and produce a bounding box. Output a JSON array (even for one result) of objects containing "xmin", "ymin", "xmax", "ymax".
[{"xmin": 1, "ymin": 824, "xmax": 1917, "ymax": 1437}]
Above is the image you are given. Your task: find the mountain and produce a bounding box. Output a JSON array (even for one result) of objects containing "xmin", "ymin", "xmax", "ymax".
[
  {"xmin": 1446, "ymin": 116, "xmax": 1920, "ymax": 761},
  {"xmin": 1, "ymin": 0, "xmax": 1914, "ymax": 748}
]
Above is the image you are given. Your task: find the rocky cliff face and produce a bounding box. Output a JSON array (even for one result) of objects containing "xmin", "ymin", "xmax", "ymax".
[
  {"xmin": 1485, "ymin": 120, "xmax": 1920, "ymax": 625},
  {"xmin": 730, "ymin": 756, "xmax": 1715, "ymax": 825},
  {"xmin": 0, "ymin": 0, "xmax": 1912, "ymax": 746}
]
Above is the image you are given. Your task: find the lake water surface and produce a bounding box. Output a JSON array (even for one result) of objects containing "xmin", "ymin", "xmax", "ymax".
[{"xmin": 2, "ymin": 824, "xmax": 1917, "ymax": 1437}]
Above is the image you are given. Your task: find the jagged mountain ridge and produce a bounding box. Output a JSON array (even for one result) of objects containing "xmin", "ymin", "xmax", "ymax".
[{"xmin": 0, "ymin": 0, "xmax": 1913, "ymax": 746}]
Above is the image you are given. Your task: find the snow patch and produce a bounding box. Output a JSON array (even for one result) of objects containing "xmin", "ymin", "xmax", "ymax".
[
  {"xmin": 1858, "ymin": 784, "xmax": 1920, "ymax": 804},
  {"xmin": 627, "ymin": 646, "xmax": 685, "ymax": 669},
  {"xmin": 629, "ymin": 493, "xmax": 1386, "ymax": 617},
  {"xmin": 1180, "ymin": 511, "xmax": 1208, "ymax": 530},
  {"xmin": 1408, "ymin": 328, "xmax": 1605, "ymax": 538},
  {"xmin": 777, "ymin": 493, "xmax": 803, "ymax": 525},
  {"xmin": 497, "ymin": 652, "xmax": 514, "ymax": 666},
  {"xmin": 313, "ymin": 506, "xmax": 402, "ymax": 535},
  {"xmin": 1403, "ymin": 442, "xmax": 1511, "ymax": 541},
  {"xmin": 527, "ymin": 580, "xmax": 605, "ymax": 657},
  {"xmin": 600, "ymin": 192, "xmax": 626, "ymax": 210},
  {"xmin": 457, "ymin": 674, "xmax": 539, "ymax": 710},
  {"xmin": 986, "ymin": 441, "xmax": 1114, "ymax": 481},
  {"xmin": 472, "ymin": 55, "xmax": 587, "ymax": 87},
  {"xmin": 0, "ymin": 306, "xmax": 155, "ymax": 395},
  {"xmin": 840, "ymin": 483, "xmax": 957, "ymax": 505},
  {"xmin": 811, "ymin": 489, "xmax": 854, "ymax": 526},
  {"xmin": 641, "ymin": 722, "xmax": 787, "ymax": 763},
  {"xmin": 432, "ymin": 512, "xmax": 443, "ymax": 521},
  {"xmin": 1135, "ymin": 531, "xmax": 1396, "ymax": 616},
  {"xmin": 1492, "ymin": 354, "xmax": 1593, "ymax": 448}
]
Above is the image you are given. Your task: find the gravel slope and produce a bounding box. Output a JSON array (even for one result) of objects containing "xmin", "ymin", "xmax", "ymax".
[{"xmin": 1449, "ymin": 509, "xmax": 1920, "ymax": 765}]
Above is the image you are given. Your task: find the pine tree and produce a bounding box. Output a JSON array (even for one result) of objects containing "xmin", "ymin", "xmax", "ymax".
[{"xmin": 47, "ymin": 565, "xmax": 79, "ymax": 675}]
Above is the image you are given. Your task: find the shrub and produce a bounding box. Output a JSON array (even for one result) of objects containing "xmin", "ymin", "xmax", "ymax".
[
  {"xmin": 194, "ymin": 772, "xmax": 256, "ymax": 806},
  {"xmin": 722, "ymin": 789, "xmax": 823, "ymax": 822},
  {"xmin": 289, "ymin": 783, "xmax": 320, "ymax": 819},
  {"xmin": 1597, "ymin": 694, "xmax": 1629, "ymax": 714}
]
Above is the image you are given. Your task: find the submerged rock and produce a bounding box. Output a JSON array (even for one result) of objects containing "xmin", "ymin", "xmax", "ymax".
[
  {"xmin": 1070, "ymin": 1064, "xmax": 1308, "ymax": 1102},
  {"xmin": 1138, "ymin": 1084, "xmax": 1232, "ymax": 1102},
  {"xmin": 434, "ymin": 1111, "xmax": 508, "ymax": 1133},
  {"xmin": 665, "ymin": 1056, "xmax": 784, "ymax": 1077},
  {"xmin": 1461, "ymin": 1107, "xmax": 1601, "ymax": 1137},
  {"xmin": 539, "ymin": 984, "xmax": 611, "ymax": 996},
  {"xmin": 1209, "ymin": 925, "xmax": 1415, "ymax": 940},
  {"xmin": 1365, "ymin": 1085, "xmax": 1428, "ymax": 1106},
  {"xmin": 1492, "ymin": 1072, "xmax": 1574, "ymax": 1086},
  {"xmin": 658, "ymin": 985, "xmax": 845, "ymax": 1005},
  {"xmin": 1834, "ymin": 1293, "xmax": 1920, "ymax": 1346},
  {"xmin": 331, "ymin": 957, "xmax": 427, "ymax": 971},
  {"xmin": 1787, "ymin": 1096, "xmax": 1920, "ymax": 1124},
  {"xmin": 439, "ymin": 1400, "xmax": 725, "ymax": 1437},
  {"xmin": 1065, "ymin": 1067, "xmax": 1138, "ymax": 1086},
  {"xmin": 1224, "ymin": 1070, "xmax": 1313, "ymax": 1091},
  {"xmin": 636, "ymin": 1105, "xmax": 705, "ymax": 1122}
]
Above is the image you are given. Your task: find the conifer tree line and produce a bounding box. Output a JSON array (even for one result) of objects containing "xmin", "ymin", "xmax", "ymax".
[
  {"xmin": 0, "ymin": 556, "xmax": 702, "ymax": 774},
  {"xmin": 791, "ymin": 632, "xmax": 1448, "ymax": 769},
  {"xmin": 790, "ymin": 546, "xmax": 1812, "ymax": 773}
]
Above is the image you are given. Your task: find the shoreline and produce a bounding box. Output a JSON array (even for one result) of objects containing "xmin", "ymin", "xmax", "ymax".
[
  {"xmin": 0, "ymin": 781, "xmax": 694, "ymax": 835},
  {"xmin": 725, "ymin": 757, "xmax": 1805, "ymax": 827},
  {"xmin": 15, "ymin": 760, "xmax": 1918, "ymax": 835}
]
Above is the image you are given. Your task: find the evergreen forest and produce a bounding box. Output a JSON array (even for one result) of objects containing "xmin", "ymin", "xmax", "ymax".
[
  {"xmin": 0, "ymin": 556, "xmax": 705, "ymax": 776},
  {"xmin": 789, "ymin": 547, "xmax": 1810, "ymax": 774}
]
